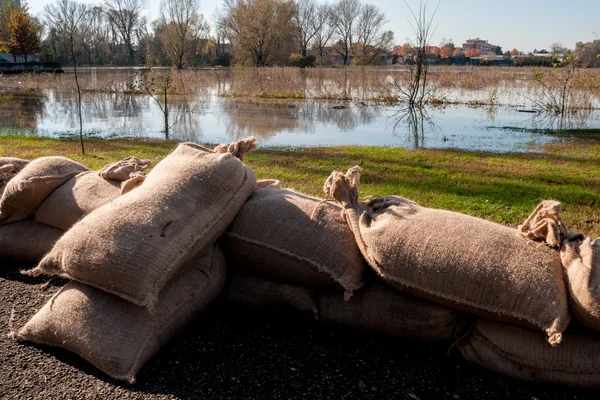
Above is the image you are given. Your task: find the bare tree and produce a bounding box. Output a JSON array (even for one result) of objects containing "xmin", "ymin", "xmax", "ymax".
[
  {"xmin": 292, "ymin": 0, "xmax": 320, "ymax": 57},
  {"xmin": 355, "ymin": 4, "xmax": 393, "ymax": 64},
  {"xmin": 311, "ymin": 3, "xmax": 335, "ymax": 61},
  {"xmin": 394, "ymin": 1, "xmax": 438, "ymax": 108},
  {"xmin": 104, "ymin": 0, "xmax": 146, "ymax": 61},
  {"xmin": 44, "ymin": 0, "xmax": 89, "ymax": 153},
  {"xmin": 157, "ymin": 0, "xmax": 209, "ymax": 69},
  {"xmin": 330, "ymin": 0, "xmax": 361, "ymax": 65}
]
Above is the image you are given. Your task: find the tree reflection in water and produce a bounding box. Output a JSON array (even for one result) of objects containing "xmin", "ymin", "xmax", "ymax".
[
  {"xmin": 0, "ymin": 92, "xmax": 46, "ymax": 131},
  {"xmin": 390, "ymin": 106, "xmax": 439, "ymax": 149}
]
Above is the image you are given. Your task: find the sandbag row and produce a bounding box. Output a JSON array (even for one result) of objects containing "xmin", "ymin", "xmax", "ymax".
[{"xmin": 5, "ymin": 153, "xmax": 600, "ymax": 389}]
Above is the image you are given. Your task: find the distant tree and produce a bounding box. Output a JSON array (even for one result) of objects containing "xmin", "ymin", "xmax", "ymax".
[
  {"xmin": 311, "ymin": 3, "xmax": 335, "ymax": 62},
  {"xmin": 452, "ymin": 48, "xmax": 462, "ymax": 56},
  {"xmin": 0, "ymin": 1, "xmax": 18, "ymax": 53},
  {"xmin": 465, "ymin": 48, "xmax": 480, "ymax": 58},
  {"xmin": 572, "ymin": 39, "xmax": 600, "ymax": 67},
  {"xmin": 8, "ymin": 11, "xmax": 41, "ymax": 62},
  {"xmin": 510, "ymin": 48, "xmax": 519, "ymax": 56},
  {"xmin": 220, "ymin": 0, "xmax": 295, "ymax": 66},
  {"xmin": 354, "ymin": 3, "xmax": 392, "ymax": 64},
  {"xmin": 550, "ymin": 42, "xmax": 568, "ymax": 55},
  {"xmin": 104, "ymin": 0, "xmax": 147, "ymax": 61},
  {"xmin": 156, "ymin": 0, "xmax": 209, "ymax": 69},
  {"xmin": 394, "ymin": 42, "xmax": 411, "ymax": 57},
  {"xmin": 503, "ymin": 50, "xmax": 511, "ymax": 59},
  {"xmin": 440, "ymin": 45, "xmax": 452, "ymax": 58},
  {"xmin": 438, "ymin": 37, "xmax": 454, "ymax": 49},
  {"xmin": 330, "ymin": 0, "xmax": 361, "ymax": 65},
  {"xmin": 291, "ymin": 0, "xmax": 320, "ymax": 58},
  {"xmin": 494, "ymin": 46, "xmax": 502, "ymax": 55}
]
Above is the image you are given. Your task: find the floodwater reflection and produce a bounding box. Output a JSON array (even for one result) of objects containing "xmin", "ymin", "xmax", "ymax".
[{"xmin": 0, "ymin": 86, "xmax": 599, "ymax": 152}]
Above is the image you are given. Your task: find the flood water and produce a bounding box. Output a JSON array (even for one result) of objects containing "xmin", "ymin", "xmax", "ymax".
[{"xmin": 1, "ymin": 68, "xmax": 600, "ymax": 152}]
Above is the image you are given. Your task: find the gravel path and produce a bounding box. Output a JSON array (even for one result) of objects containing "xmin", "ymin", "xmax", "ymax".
[{"xmin": 1, "ymin": 262, "xmax": 597, "ymax": 400}]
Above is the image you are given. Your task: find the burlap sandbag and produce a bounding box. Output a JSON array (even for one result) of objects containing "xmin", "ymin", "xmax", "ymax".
[
  {"xmin": 34, "ymin": 157, "xmax": 152, "ymax": 231},
  {"xmin": 319, "ymin": 284, "xmax": 463, "ymax": 341},
  {"xmin": 223, "ymin": 270, "xmax": 318, "ymax": 317},
  {"xmin": 0, "ymin": 157, "xmax": 88, "ymax": 224},
  {"xmin": 324, "ymin": 166, "xmax": 569, "ymax": 345},
  {"xmin": 0, "ymin": 157, "xmax": 29, "ymax": 191},
  {"xmin": 221, "ymin": 179, "xmax": 365, "ymax": 296},
  {"xmin": 26, "ymin": 140, "xmax": 257, "ymax": 311},
  {"xmin": 34, "ymin": 171, "xmax": 121, "ymax": 230},
  {"xmin": 14, "ymin": 244, "xmax": 226, "ymax": 383},
  {"xmin": 458, "ymin": 320, "xmax": 600, "ymax": 388},
  {"xmin": 0, "ymin": 220, "xmax": 63, "ymax": 263},
  {"xmin": 560, "ymin": 235, "xmax": 600, "ymax": 332}
]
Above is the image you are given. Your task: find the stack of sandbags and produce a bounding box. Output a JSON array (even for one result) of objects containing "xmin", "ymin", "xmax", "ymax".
[
  {"xmin": 25, "ymin": 140, "xmax": 257, "ymax": 310},
  {"xmin": 323, "ymin": 166, "xmax": 570, "ymax": 345},
  {"xmin": 13, "ymin": 244, "xmax": 226, "ymax": 383},
  {"xmin": 13, "ymin": 138, "xmax": 258, "ymax": 382},
  {"xmin": 221, "ymin": 179, "xmax": 366, "ymax": 298}
]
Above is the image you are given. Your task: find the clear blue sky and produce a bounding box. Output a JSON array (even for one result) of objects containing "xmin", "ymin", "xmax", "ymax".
[{"xmin": 28, "ymin": 0, "xmax": 599, "ymax": 53}]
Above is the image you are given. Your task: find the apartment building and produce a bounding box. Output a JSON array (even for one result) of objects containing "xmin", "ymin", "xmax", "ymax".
[{"xmin": 462, "ymin": 38, "xmax": 498, "ymax": 54}]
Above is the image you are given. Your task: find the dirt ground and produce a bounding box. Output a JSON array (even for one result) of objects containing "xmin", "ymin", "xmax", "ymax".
[{"xmin": 1, "ymin": 262, "xmax": 598, "ymax": 400}]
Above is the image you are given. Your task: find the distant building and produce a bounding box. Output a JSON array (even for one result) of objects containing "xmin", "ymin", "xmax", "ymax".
[{"xmin": 462, "ymin": 38, "xmax": 499, "ymax": 54}]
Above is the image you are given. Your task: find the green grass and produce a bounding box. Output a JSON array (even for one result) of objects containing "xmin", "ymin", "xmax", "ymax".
[{"xmin": 2, "ymin": 135, "xmax": 600, "ymax": 237}]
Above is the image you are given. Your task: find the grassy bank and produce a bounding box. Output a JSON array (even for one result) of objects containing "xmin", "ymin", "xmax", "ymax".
[{"xmin": 1, "ymin": 135, "xmax": 599, "ymax": 237}]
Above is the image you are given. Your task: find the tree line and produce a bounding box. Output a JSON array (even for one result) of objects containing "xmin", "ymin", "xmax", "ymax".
[{"xmin": 0, "ymin": 0, "xmax": 394, "ymax": 68}]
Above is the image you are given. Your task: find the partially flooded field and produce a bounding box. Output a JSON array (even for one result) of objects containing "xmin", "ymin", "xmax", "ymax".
[{"xmin": 1, "ymin": 66, "xmax": 599, "ymax": 152}]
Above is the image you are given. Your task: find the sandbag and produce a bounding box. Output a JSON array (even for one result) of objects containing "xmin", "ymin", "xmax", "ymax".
[
  {"xmin": 319, "ymin": 284, "xmax": 462, "ymax": 341},
  {"xmin": 34, "ymin": 171, "xmax": 121, "ymax": 231},
  {"xmin": 0, "ymin": 220, "xmax": 63, "ymax": 263},
  {"xmin": 14, "ymin": 244, "xmax": 226, "ymax": 383},
  {"xmin": 458, "ymin": 320, "xmax": 600, "ymax": 388},
  {"xmin": 0, "ymin": 157, "xmax": 88, "ymax": 224},
  {"xmin": 0, "ymin": 157, "xmax": 29, "ymax": 191},
  {"xmin": 221, "ymin": 179, "xmax": 365, "ymax": 296},
  {"xmin": 561, "ymin": 235, "xmax": 600, "ymax": 332},
  {"xmin": 324, "ymin": 166, "xmax": 569, "ymax": 345},
  {"xmin": 223, "ymin": 270, "xmax": 318, "ymax": 317},
  {"xmin": 26, "ymin": 140, "xmax": 257, "ymax": 311}
]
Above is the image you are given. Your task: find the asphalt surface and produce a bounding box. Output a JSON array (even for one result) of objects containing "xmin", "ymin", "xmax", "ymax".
[{"xmin": 1, "ymin": 262, "xmax": 598, "ymax": 400}]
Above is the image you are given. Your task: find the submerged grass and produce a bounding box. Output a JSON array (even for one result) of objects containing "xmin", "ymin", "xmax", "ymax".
[{"xmin": 1, "ymin": 135, "xmax": 600, "ymax": 237}]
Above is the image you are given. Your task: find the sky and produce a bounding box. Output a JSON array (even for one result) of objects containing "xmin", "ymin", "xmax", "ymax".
[{"xmin": 26, "ymin": 0, "xmax": 599, "ymax": 53}]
